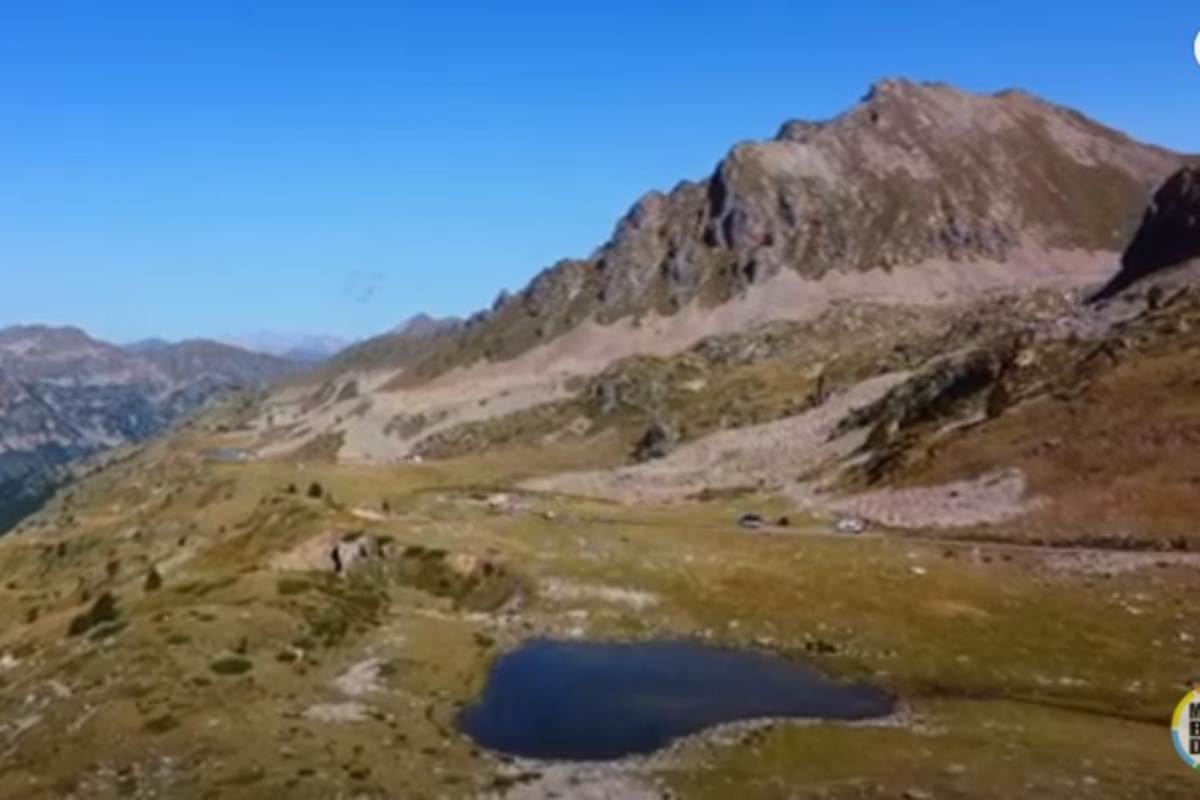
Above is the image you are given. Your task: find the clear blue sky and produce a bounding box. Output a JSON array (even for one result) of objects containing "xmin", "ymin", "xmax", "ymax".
[{"xmin": 2, "ymin": 1, "xmax": 1198, "ymax": 343}]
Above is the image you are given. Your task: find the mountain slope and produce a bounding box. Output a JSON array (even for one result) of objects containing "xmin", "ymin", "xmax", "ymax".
[
  {"xmin": 440, "ymin": 162, "xmax": 1200, "ymax": 546},
  {"xmin": 303, "ymin": 313, "xmax": 463, "ymax": 383},
  {"xmin": 262, "ymin": 80, "xmax": 1184, "ymax": 464},
  {"xmin": 372, "ymin": 81, "xmax": 1178, "ymax": 377},
  {"xmin": 0, "ymin": 327, "xmax": 301, "ymax": 532}
]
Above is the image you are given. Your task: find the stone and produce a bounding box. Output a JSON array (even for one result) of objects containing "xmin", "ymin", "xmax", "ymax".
[
  {"xmin": 632, "ymin": 420, "xmax": 677, "ymax": 462},
  {"xmin": 835, "ymin": 516, "xmax": 868, "ymax": 534}
]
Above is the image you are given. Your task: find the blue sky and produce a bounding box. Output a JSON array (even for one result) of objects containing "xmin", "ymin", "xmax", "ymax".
[{"xmin": 2, "ymin": 1, "xmax": 1198, "ymax": 343}]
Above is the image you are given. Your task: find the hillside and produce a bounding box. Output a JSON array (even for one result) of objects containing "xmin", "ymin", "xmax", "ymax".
[
  {"xmin": 0, "ymin": 328, "xmax": 300, "ymax": 532},
  {"xmin": 258, "ymin": 80, "xmax": 1183, "ymax": 466}
]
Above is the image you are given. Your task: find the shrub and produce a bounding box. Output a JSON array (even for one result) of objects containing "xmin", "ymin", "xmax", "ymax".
[
  {"xmin": 144, "ymin": 714, "xmax": 180, "ymax": 734},
  {"xmin": 144, "ymin": 567, "xmax": 163, "ymax": 592},
  {"xmin": 67, "ymin": 592, "xmax": 119, "ymax": 637},
  {"xmin": 209, "ymin": 656, "xmax": 253, "ymax": 676},
  {"xmin": 276, "ymin": 577, "xmax": 311, "ymax": 596}
]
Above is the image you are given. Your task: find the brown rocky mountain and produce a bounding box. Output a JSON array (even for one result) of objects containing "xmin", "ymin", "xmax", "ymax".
[
  {"xmin": 263, "ymin": 79, "xmax": 1184, "ymax": 464},
  {"xmin": 0, "ymin": 327, "xmax": 300, "ymax": 533},
  {"xmin": 319, "ymin": 80, "xmax": 1181, "ymax": 388}
]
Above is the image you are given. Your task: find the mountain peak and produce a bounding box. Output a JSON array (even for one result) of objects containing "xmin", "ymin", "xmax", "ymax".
[
  {"xmin": 304, "ymin": 82, "xmax": 1183, "ymax": 388},
  {"xmin": 0, "ymin": 324, "xmax": 94, "ymax": 346},
  {"xmin": 392, "ymin": 314, "xmax": 462, "ymax": 339}
]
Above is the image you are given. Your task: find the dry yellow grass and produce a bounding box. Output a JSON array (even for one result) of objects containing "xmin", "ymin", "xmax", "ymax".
[{"xmin": 0, "ymin": 414, "xmax": 1196, "ymax": 798}]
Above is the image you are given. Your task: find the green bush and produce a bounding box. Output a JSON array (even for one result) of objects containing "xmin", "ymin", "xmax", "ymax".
[
  {"xmin": 209, "ymin": 656, "xmax": 253, "ymax": 676},
  {"xmin": 67, "ymin": 592, "xmax": 119, "ymax": 637},
  {"xmin": 144, "ymin": 567, "xmax": 163, "ymax": 592}
]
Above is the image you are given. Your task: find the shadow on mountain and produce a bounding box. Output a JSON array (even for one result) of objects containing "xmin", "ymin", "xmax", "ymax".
[{"xmin": 1091, "ymin": 166, "xmax": 1200, "ymax": 301}]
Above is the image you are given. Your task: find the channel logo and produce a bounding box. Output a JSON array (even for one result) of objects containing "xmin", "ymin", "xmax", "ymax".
[{"xmin": 1172, "ymin": 688, "xmax": 1200, "ymax": 770}]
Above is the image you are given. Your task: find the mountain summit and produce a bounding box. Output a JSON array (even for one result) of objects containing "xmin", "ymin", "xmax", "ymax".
[
  {"xmin": 263, "ymin": 80, "xmax": 1184, "ymax": 465},
  {"xmin": 323, "ymin": 81, "xmax": 1180, "ymax": 385}
]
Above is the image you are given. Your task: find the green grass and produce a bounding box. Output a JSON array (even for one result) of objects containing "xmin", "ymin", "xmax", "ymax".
[{"xmin": 1, "ymin": 413, "xmax": 1196, "ymax": 799}]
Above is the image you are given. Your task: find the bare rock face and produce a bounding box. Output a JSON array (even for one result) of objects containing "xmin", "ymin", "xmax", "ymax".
[
  {"xmin": 330, "ymin": 532, "xmax": 390, "ymax": 574},
  {"xmin": 1092, "ymin": 166, "xmax": 1200, "ymax": 300},
  {"xmin": 835, "ymin": 345, "xmax": 1016, "ymax": 440}
]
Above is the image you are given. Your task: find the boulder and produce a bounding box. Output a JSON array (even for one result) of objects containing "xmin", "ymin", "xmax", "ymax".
[
  {"xmin": 632, "ymin": 420, "xmax": 677, "ymax": 462},
  {"xmin": 737, "ymin": 512, "xmax": 766, "ymax": 530},
  {"xmin": 834, "ymin": 516, "xmax": 868, "ymax": 534},
  {"xmin": 1092, "ymin": 166, "xmax": 1200, "ymax": 301}
]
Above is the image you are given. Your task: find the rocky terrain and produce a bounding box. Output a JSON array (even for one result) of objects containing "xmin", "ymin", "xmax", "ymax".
[
  {"xmin": 0, "ymin": 328, "xmax": 299, "ymax": 533},
  {"xmin": 251, "ymin": 80, "xmax": 1183, "ymax": 467},
  {"xmin": 0, "ymin": 82, "xmax": 1198, "ymax": 799},
  {"xmin": 345, "ymin": 79, "xmax": 1178, "ymax": 376}
]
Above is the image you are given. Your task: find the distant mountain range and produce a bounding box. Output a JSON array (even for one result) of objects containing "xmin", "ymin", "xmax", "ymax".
[
  {"xmin": 216, "ymin": 319, "xmax": 460, "ymax": 364},
  {"xmin": 215, "ymin": 332, "xmax": 356, "ymax": 363},
  {"xmin": 0, "ymin": 327, "xmax": 300, "ymax": 532}
]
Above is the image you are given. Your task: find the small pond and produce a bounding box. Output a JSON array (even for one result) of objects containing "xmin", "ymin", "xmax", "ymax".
[
  {"xmin": 201, "ymin": 448, "xmax": 255, "ymax": 463},
  {"xmin": 457, "ymin": 639, "xmax": 893, "ymax": 761}
]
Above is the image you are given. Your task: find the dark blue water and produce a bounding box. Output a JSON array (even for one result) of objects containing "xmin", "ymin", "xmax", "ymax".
[{"xmin": 457, "ymin": 639, "xmax": 893, "ymax": 761}]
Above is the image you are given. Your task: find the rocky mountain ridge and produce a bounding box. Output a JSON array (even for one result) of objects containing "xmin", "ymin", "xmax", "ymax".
[
  {"xmin": 316, "ymin": 80, "xmax": 1181, "ymax": 387},
  {"xmin": 261, "ymin": 80, "xmax": 1186, "ymax": 466}
]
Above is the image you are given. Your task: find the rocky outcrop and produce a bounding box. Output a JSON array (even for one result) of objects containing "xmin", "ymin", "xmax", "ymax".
[
  {"xmin": 632, "ymin": 420, "xmax": 677, "ymax": 462},
  {"xmin": 834, "ymin": 345, "xmax": 1017, "ymax": 442},
  {"xmin": 254, "ymin": 80, "xmax": 1187, "ymax": 471},
  {"xmin": 1091, "ymin": 166, "xmax": 1200, "ymax": 300}
]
